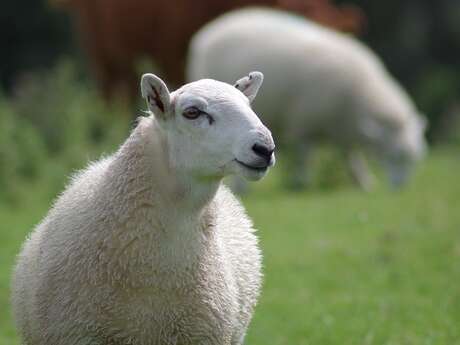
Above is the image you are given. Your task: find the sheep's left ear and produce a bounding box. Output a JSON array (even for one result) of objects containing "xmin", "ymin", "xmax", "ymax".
[
  {"xmin": 234, "ymin": 71, "xmax": 264, "ymax": 103},
  {"xmin": 141, "ymin": 73, "xmax": 171, "ymax": 119}
]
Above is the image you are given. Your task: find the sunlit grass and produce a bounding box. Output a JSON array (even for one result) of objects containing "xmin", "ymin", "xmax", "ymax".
[{"xmin": 1, "ymin": 150, "xmax": 459, "ymax": 344}]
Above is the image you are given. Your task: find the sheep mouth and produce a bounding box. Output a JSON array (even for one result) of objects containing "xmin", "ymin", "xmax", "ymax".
[{"xmin": 235, "ymin": 159, "xmax": 269, "ymax": 172}]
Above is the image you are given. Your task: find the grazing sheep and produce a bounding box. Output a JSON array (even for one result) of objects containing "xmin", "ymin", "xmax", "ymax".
[
  {"xmin": 187, "ymin": 7, "xmax": 427, "ymax": 190},
  {"xmin": 11, "ymin": 72, "xmax": 275, "ymax": 345}
]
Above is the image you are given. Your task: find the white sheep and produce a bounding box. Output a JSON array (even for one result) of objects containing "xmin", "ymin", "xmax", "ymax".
[
  {"xmin": 187, "ymin": 7, "xmax": 428, "ymax": 190},
  {"xmin": 11, "ymin": 72, "xmax": 275, "ymax": 345}
]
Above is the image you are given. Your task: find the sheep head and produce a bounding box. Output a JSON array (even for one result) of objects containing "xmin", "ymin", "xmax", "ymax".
[
  {"xmin": 141, "ymin": 72, "xmax": 275, "ymax": 181},
  {"xmin": 360, "ymin": 114, "xmax": 428, "ymax": 188}
]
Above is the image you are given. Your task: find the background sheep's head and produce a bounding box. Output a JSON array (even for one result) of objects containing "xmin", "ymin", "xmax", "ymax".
[
  {"xmin": 141, "ymin": 72, "xmax": 275, "ymax": 181},
  {"xmin": 383, "ymin": 115, "xmax": 428, "ymax": 187},
  {"xmin": 360, "ymin": 113, "xmax": 428, "ymax": 187}
]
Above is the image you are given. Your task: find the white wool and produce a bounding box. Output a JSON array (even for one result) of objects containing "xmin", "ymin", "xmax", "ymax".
[
  {"xmin": 188, "ymin": 7, "xmax": 427, "ymax": 188},
  {"xmin": 12, "ymin": 73, "xmax": 274, "ymax": 344}
]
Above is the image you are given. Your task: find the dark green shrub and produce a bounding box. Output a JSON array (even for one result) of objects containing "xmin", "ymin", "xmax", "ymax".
[{"xmin": 0, "ymin": 60, "xmax": 130, "ymax": 203}]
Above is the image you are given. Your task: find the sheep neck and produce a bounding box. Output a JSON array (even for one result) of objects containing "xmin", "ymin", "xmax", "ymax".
[{"xmin": 116, "ymin": 116, "xmax": 220, "ymax": 235}]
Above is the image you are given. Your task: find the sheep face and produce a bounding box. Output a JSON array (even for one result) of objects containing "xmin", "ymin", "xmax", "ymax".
[
  {"xmin": 382, "ymin": 116, "xmax": 428, "ymax": 187},
  {"xmin": 360, "ymin": 113, "xmax": 427, "ymax": 187},
  {"xmin": 141, "ymin": 72, "xmax": 275, "ymax": 181}
]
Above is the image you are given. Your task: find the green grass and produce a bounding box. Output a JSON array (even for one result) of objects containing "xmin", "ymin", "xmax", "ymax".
[{"xmin": 1, "ymin": 150, "xmax": 459, "ymax": 344}]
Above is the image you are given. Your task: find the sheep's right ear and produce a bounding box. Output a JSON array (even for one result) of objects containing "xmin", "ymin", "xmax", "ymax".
[
  {"xmin": 234, "ymin": 71, "xmax": 264, "ymax": 103},
  {"xmin": 141, "ymin": 73, "xmax": 171, "ymax": 119}
]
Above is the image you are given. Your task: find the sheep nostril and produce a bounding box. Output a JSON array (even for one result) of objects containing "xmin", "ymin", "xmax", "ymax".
[{"xmin": 252, "ymin": 143, "xmax": 274, "ymax": 162}]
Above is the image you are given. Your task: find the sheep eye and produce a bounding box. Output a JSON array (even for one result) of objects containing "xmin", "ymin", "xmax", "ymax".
[{"xmin": 182, "ymin": 107, "xmax": 202, "ymax": 120}]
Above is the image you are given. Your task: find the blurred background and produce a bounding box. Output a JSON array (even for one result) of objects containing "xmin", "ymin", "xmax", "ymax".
[{"xmin": 1, "ymin": 0, "xmax": 459, "ymax": 344}]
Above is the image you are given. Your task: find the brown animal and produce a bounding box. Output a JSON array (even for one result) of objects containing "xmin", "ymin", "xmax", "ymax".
[{"xmin": 51, "ymin": 0, "xmax": 365, "ymax": 101}]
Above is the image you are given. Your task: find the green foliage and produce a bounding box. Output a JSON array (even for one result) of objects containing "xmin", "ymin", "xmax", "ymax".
[
  {"xmin": 0, "ymin": 61, "xmax": 130, "ymax": 202},
  {"xmin": 0, "ymin": 95, "xmax": 47, "ymax": 201}
]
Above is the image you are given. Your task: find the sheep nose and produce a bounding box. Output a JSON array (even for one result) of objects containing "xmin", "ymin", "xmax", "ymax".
[{"xmin": 252, "ymin": 143, "xmax": 275, "ymax": 163}]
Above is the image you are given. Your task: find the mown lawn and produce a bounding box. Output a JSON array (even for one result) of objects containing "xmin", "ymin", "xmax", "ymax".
[{"xmin": 1, "ymin": 150, "xmax": 459, "ymax": 344}]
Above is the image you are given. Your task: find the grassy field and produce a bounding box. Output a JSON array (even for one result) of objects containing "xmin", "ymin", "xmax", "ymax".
[{"xmin": 1, "ymin": 150, "xmax": 459, "ymax": 344}]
